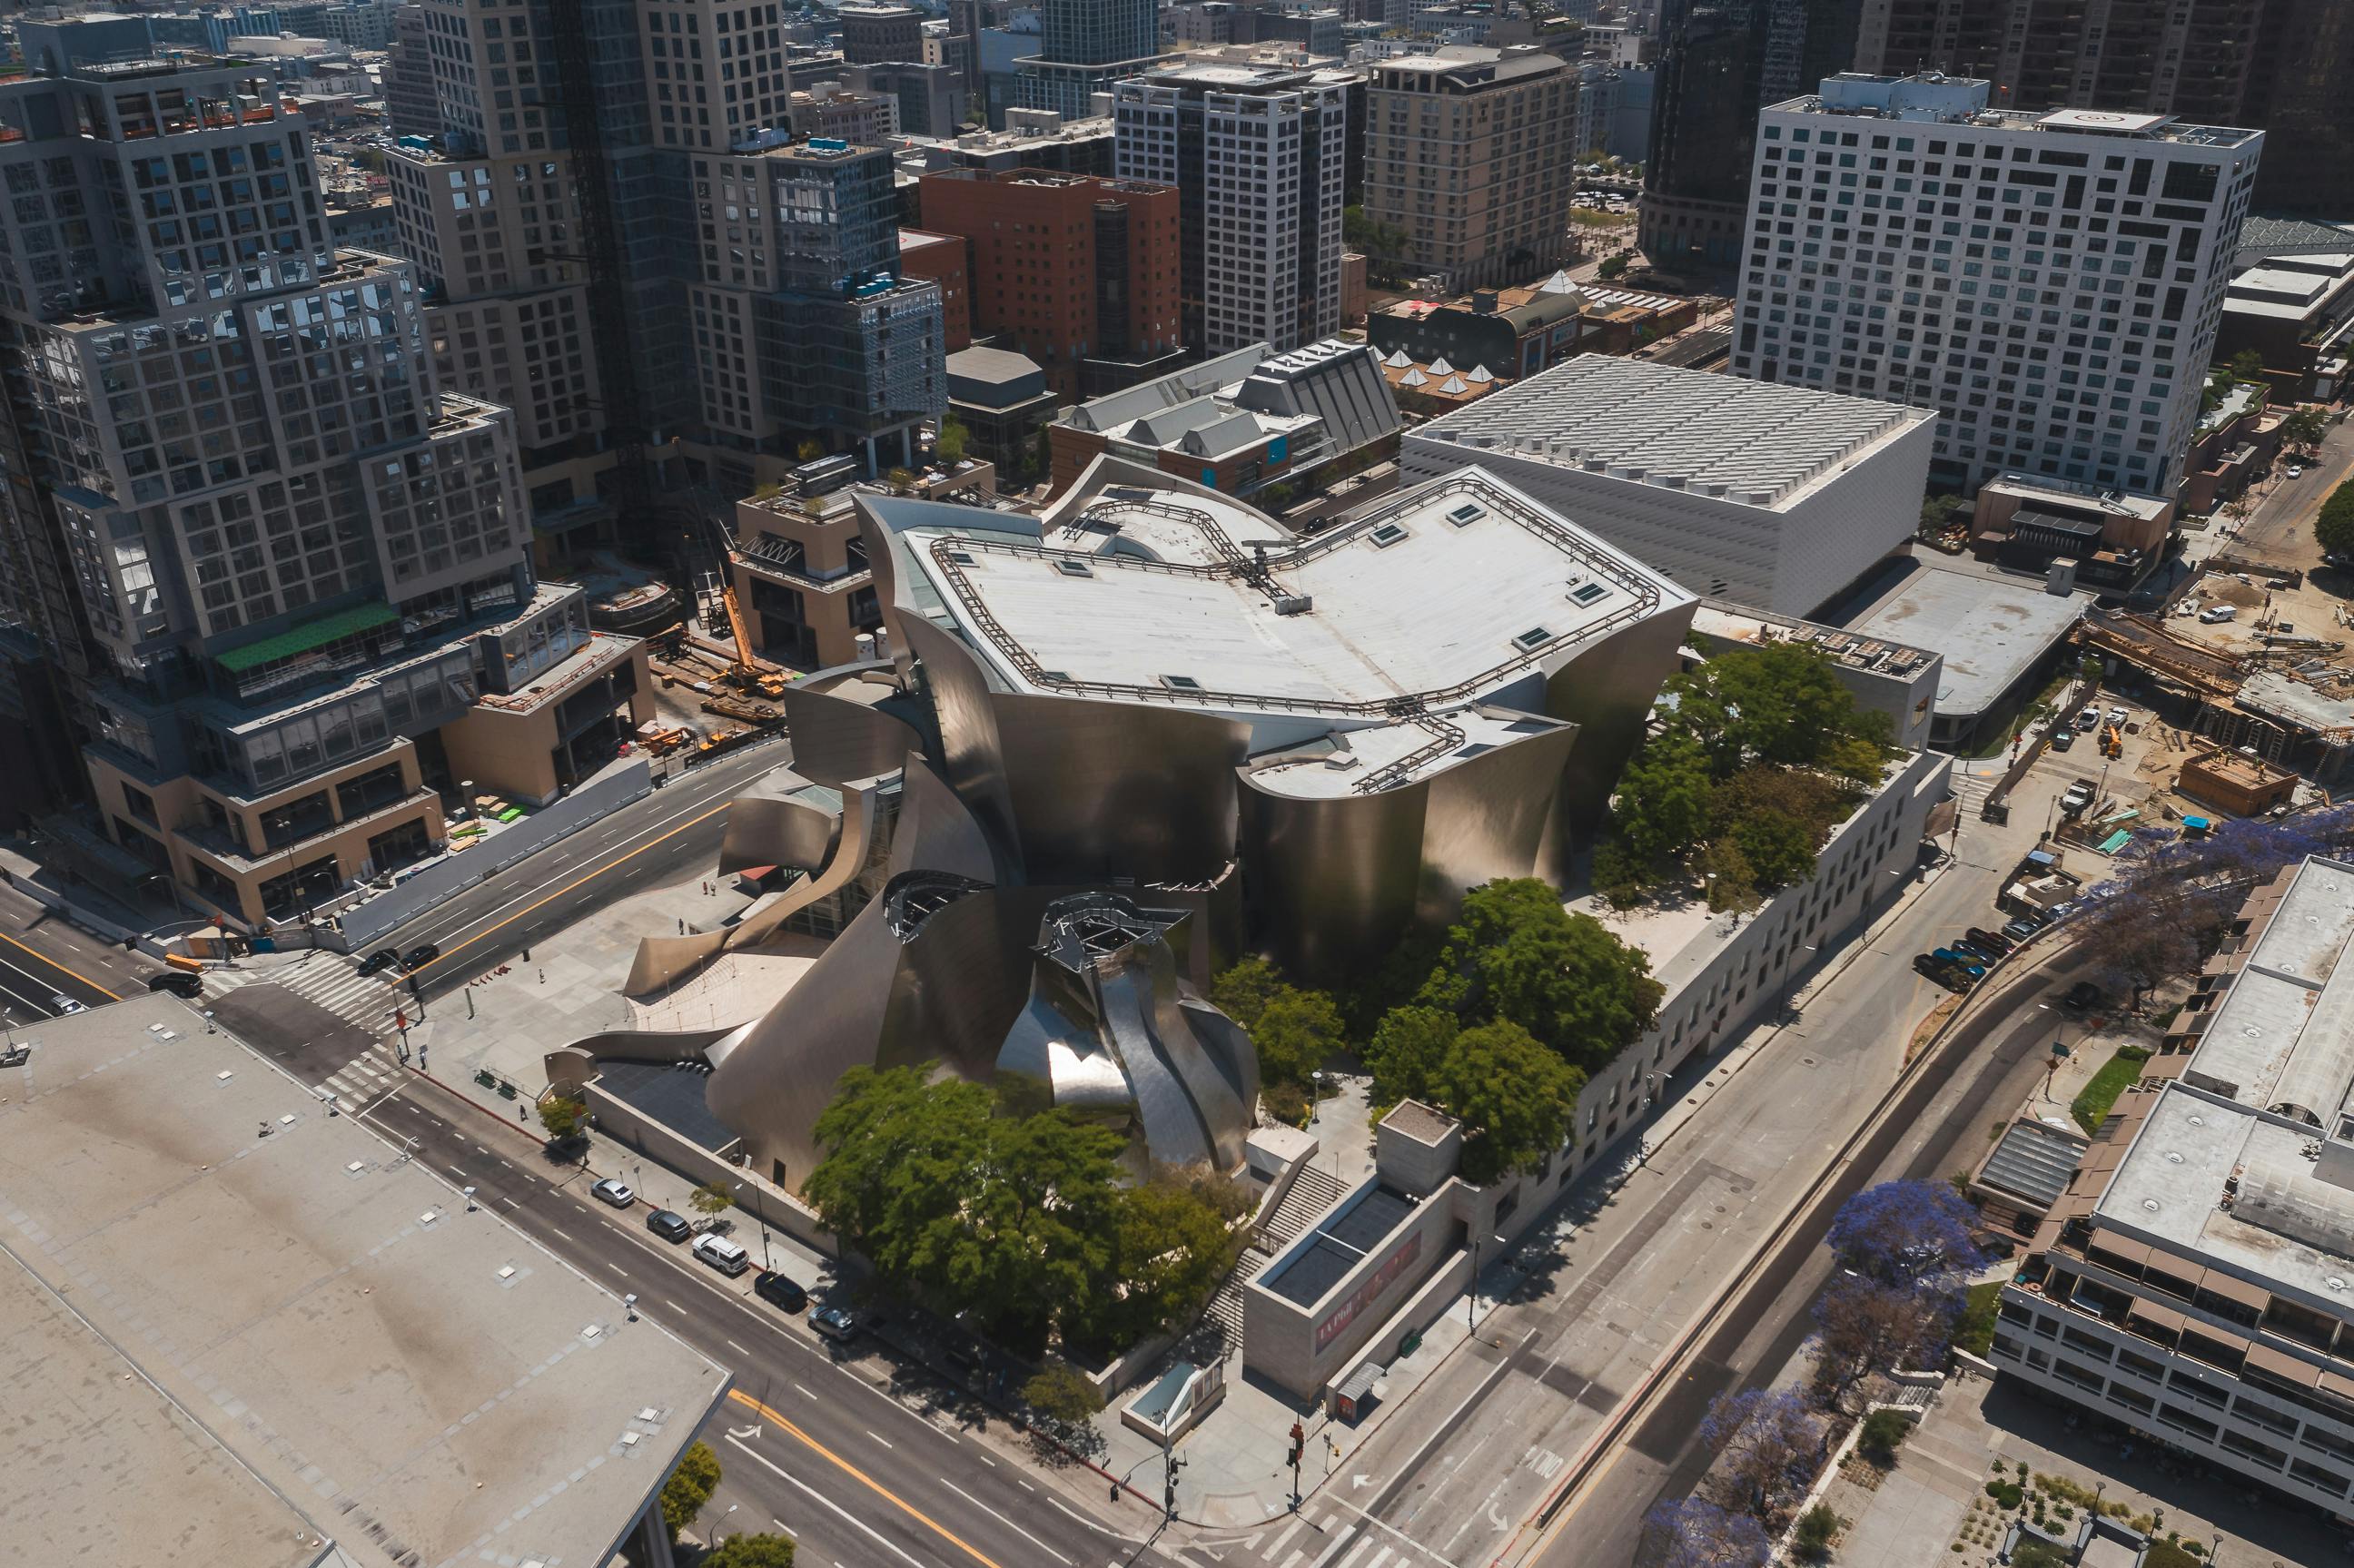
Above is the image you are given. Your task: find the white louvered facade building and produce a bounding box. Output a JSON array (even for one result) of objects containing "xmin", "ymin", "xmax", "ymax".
[{"xmin": 1400, "ymin": 354, "xmax": 1934, "ymax": 618}]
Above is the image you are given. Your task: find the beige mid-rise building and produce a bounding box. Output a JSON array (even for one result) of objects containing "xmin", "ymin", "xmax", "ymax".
[{"xmin": 1364, "ymin": 45, "xmax": 1577, "ymax": 293}]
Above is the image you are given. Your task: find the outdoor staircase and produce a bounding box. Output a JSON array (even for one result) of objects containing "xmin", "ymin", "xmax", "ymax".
[
  {"xmin": 1201, "ymin": 1162, "xmax": 1352, "ymax": 1343},
  {"xmin": 1258, "ymin": 1162, "xmax": 1348, "ymax": 1251}
]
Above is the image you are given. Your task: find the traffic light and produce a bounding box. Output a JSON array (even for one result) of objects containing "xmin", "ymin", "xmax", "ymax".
[{"xmin": 1287, "ymin": 1421, "xmax": 1304, "ymax": 1470}]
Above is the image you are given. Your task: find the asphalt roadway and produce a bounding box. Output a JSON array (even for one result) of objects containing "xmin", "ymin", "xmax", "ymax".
[
  {"xmin": 390, "ymin": 739, "xmax": 787, "ymax": 1001},
  {"xmin": 202, "ymin": 979, "xmax": 1179, "ymax": 1568},
  {"xmin": 1532, "ymin": 942, "xmax": 2097, "ymax": 1567}
]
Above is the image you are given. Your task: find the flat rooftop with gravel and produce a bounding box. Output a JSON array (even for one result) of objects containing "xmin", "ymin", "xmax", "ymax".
[{"xmin": 0, "ymin": 991, "xmax": 729, "ymax": 1568}]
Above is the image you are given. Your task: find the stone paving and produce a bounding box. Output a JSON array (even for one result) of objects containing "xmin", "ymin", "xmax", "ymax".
[{"xmin": 1828, "ymin": 1371, "xmax": 2343, "ymax": 1568}]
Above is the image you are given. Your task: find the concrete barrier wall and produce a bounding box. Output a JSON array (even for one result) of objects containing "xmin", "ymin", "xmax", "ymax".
[
  {"xmin": 583, "ymin": 1077, "xmax": 837, "ymax": 1257},
  {"xmin": 339, "ymin": 761, "xmax": 655, "ymax": 948}
]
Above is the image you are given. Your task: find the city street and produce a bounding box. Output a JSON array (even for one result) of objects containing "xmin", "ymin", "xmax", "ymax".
[{"xmin": 1190, "ymin": 775, "xmax": 2073, "ymax": 1568}]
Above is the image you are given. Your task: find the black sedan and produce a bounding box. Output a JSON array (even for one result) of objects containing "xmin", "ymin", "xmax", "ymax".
[
  {"xmin": 753, "ymin": 1270, "xmax": 808, "ymax": 1313},
  {"xmin": 357, "ymin": 948, "xmax": 401, "ymax": 976},
  {"xmin": 646, "ymin": 1208, "xmax": 692, "ymax": 1243},
  {"xmin": 401, "ymin": 942, "xmax": 440, "ymax": 972}
]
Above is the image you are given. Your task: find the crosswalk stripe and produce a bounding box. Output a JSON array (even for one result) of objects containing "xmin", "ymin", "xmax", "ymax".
[
  {"xmin": 1278, "ymin": 1553, "xmax": 1303, "ymax": 1568},
  {"xmin": 1268, "ymin": 1521, "xmax": 1302, "ymax": 1559}
]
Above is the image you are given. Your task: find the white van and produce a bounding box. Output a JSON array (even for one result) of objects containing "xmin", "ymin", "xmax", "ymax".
[{"xmin": 691, "ymin": 1234, "xmax": 750, "ymax": 1277}]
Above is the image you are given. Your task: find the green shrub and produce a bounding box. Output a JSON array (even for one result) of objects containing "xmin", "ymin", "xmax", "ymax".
[
  {"xmin": 1793, "ymin": 1503, "xmax": 1840, "ymax": 1560},
  {"xmin": 1858, "ymin": 1408, "xmax": 1912, "ymax": 1464}
]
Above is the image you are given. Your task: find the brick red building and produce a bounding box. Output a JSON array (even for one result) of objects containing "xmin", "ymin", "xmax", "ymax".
[
  {"xmin": 915, "ymin": 168, "xmax": 1186, "ymax": 402},
  {"xmin": 896, "ymin": 228, "xmax": 971, "ymax": 351}
]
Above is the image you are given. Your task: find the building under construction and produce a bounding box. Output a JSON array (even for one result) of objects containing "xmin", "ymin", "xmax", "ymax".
[{"xmin": 2077, "ymin": 609, "xmax": 2354, "ymax": 778}]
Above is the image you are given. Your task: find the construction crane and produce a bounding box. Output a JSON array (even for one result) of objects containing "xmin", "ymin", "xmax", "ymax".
[{"xmin": 717, "ymin": 576, "xmax": 787, "ymax": 698}]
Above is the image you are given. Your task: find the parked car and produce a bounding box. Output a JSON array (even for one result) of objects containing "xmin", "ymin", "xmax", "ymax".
[
  {"xmin": 2104, "ymin": 705, "xmax": 2129, "ymax": 728},
  {"xmin": 2003, "ymin": 918, "xmax": 2043, "ymax": 942},
  {"xmin": 1965, "ymin": 927, "xmax": 2016, "ymax": 955},
  {"xmin": 753, "ymin": 1270, "xmax": 808, "ymax": 1313},
  {"xmin": 401, "ymin": 942, "xmax": 440, "ymax": 971},
  {"xmin": 1951, "ymin": 939, "xmax": 1999, "ymax": 963},
  {"xmin": 692, "ymin": 1234, "xmax": 751, "ymax": 1277},
  {"xmin": 2287, "ymin": 465, "xmax": 2304, "ymax": 478},
  {"xmin": 2050, "ymin": 726, "xmax": 2076, "ymax": 751},
  {"xmin": 2199, "ymin": 605, "xmax": 2237, "ymax": 624},
  {"xmin": 1932, "ymin": 948, "xmax": 1987, "ymax": 976},
  {"xmin": 2061, "ymin": 782, "xmax": 2096, "ymax": 815},
  {"xmin": 589, "ymin": 1178, "xmax": 635, "ymax": 1208},
  {"xmin": 646, "ymin": 1208, "xmax": 692, "ymax": 1243},
  {"xmin": 145, "ymin": 971, "xmax": 203, "ymax": 998},
  {"xmin": 2073, "ymin": 705, "xmax": 2101, "ymax": 731},
  {"xmin": 811, "ymin": 1305, "xmax": 862, "ymax": 1343},
  {"xmin": 357, "ymin": 947, "xmax": 401, "ymax": 976},
  {"xmin": 1914, "ymin": 954, "xmax": 1973, "ymax": 991},
  {"xmin": 48, "ymin": 993, "xmax": 84, "ymax": 1014},
  {"xmin": 2062, "ymin": 981, "xmax": 2103, "ymax": 1011}
]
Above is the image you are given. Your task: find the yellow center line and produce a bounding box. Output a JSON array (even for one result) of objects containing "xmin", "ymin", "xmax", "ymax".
[
  {"xmin": 410, "ymin": 801, "xmax": 731, "ymax": 979},
  {"xmin": 0, "ymin": 930, "xmax": 122, "ymax": 1001},
  {"xmin": 724, "ymin": 1387, "xmax": 1005, "ymax": 1568}
]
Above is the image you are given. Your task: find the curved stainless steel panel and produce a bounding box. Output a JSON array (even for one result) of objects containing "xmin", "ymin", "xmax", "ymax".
[
  {"xmin": 895, "ymin": 614, "xmax": 1020, "ymax": 866},
  {"xmin": 1418, "ymin": 717, "xmax": 1583, "ymax": 917},
  {"xmin": 888, "ymin": 753, "xmax": 997, "ymax": 884},
  {"xmin": 1541, "ymin": 603, "xmax": 1696, "ymax": 841},
  {"xmin": 717, "ymin": 794, "xmax": 842, "ymax": 879},
  {"xmin": 1238, "ymin": 768, "xmax": 1428, "ymax": 983},
  {"xmin": 991, "ymin": 690, "xmax": 1250, "ymax": 886},
  {"xmin": 776, "ymin": 679, "xmax": 924, "ymax": 788}
]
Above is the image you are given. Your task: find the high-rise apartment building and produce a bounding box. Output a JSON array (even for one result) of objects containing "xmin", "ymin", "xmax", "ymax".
[
  {"xmin": 1364, "ymin": 45, "xmax": 1578, "ymax": 292},
  {"xmin": 0, "ymin": 51, "xmax": 658, "ymax": 924},
  {"xmin": 381, "ymin": 3, "xmax": 437, "ymax": 138},
  {"xmin": 1729, "ymin": 73, "xmax": 2264, "ymax": 497},
  {"xmin": 837, "ymin": 2, "xmax": 925, "ymax": 65},
  {"xmin": 1640, "ymin": 0, "xmax": 1861, "ymax": 269},
  {"xmin": 918, "ymin": 169, "xmax": 1187, "ymax": 399},
  {"xmin": 684, "ymin": 139, "xmax": 946, "ymax": 490},
  {"xmin": 1852, "ymin": 0, "xmax": 2353, "ymax": 218},
  {"xmin": 1113, "ymin": 61, "xmax": 1351, "ymax": 354},
  {"xmin": 1017, "ymin": 0, "xmax": 1162, "ymax": 121}
]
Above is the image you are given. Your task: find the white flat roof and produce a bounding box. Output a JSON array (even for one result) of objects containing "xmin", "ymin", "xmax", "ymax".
[
  {"xmin": 0, "ymin": 994, "xmax": 728, "ymax": 1568},
  {"xmin": 2098, "ymin": 858, "xmax": 2354, "ymax": 1307},
  {"xmin": 896, "ymin": 468, "xmax": 1692, "ymax": 719},
  {"xmin": 1243, "ymin": 708, "xmax": 1568, "ymax": 798},
  {"xmin": 1409, "ymin": 355, "xmax": 1931, "ymax": 512}
]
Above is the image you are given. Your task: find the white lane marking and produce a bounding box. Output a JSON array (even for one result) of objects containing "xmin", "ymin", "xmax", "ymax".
[
  {"xmin": 726, "ymin": 1338, "xmax": 749, "ymax": 1355},
  {"xmin": 865, "ymin": 1430, "xmax": 894, "ymax": 1450},
  {"xmin": 722, "ymin": 1435, "xmax": 926, "ymax": 1568},
  {"xmin": 608, "ymin": 1264, "xmax": 627, "ymax": 1275},
  {"xmin": 549, "ymin": 1228, "xmax": 572, "ymax": 1242},
  {"xmin": 666, "ymin": 1300, "xmax": 685, "ymax": 1314},
  {"xmin": 939, "ymin": 1476, "xmax": 1073, "ymax": 1564},
  {"xmin": 976, "ymin": 1453, "xmax": 995, "ymax": 1467},
  {"xmin": 795, "ymin": 1383, "xmax": 816, "ymax": 1399}
]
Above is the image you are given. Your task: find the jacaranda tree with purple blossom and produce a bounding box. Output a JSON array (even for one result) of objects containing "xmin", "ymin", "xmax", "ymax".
[
  {"xmin": 2067, "ymin": 804, "xmax": 2354, "ymax": 1001},
  {"xmin": 1696, "ymin": 1386, "xmax": 1824, "ymax": 1520},
  {"xmin": 1640, "ymin": 1497, "xmax": 1774, "ymax": 1568},
  {"xmin": 1809, "ymin": 1274, "xmax": 1958, "ymax": 1411},
  {"xmin": 1825, "ymin": 1179, "xmax": 1986, "ymax": 1288}
]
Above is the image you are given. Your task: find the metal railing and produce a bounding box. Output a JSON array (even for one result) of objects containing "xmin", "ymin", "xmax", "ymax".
[{"xmin": 920, "ymin": 479, "xmax": 1666, "ymax": 748}]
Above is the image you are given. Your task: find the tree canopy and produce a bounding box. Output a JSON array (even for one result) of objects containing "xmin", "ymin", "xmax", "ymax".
[
  {"xmin": 1597, "ymin": 642, "xmax": 1887, "ymax": 906},
  {"xmin": 2319, "ymin": 479, "xmax": 2354, "ymax": 558},
  {"xmin": 2279, "ymin": 404, "xmax": 2329, "ymax": 454},
  {"xmin": 658, "ymin": 1440, "xmax": 721, "ymax": 1542},
  {"xmin": 1421, "ymin": 877, "xmax": 1664, "ymax": 1072},
  {"xmin": 703, "ymin": 1533, "xmax": 796, "ymax": 1568},
  {"xmin": 801, "ymin": 1067, "xmax": 1234, "ymax": 1352},
  {"xmin": 1699, "ymin": 1387, "xmax": 1822, "ymax": 1520},
  {"xmin": 1428, "ymin": 1020, "xmax": 1587, "ymax": 1182},
  {"xmin": 1825, "ymin": 1180, "xmax": 1986, "ymax": 1288},
  {"xmin": 1642, "ymin": 1497, "xmax": 1771, "ymax": 1568}
]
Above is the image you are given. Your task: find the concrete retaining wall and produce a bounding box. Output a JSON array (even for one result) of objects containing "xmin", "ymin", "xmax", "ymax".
[
  {"xmin": 583, "ymin": 1075, "xmax": 836, "ymax": 1257},
  {"xmin": 338, "ymin": 761, "xmax": 655, "ymax": 948}
]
